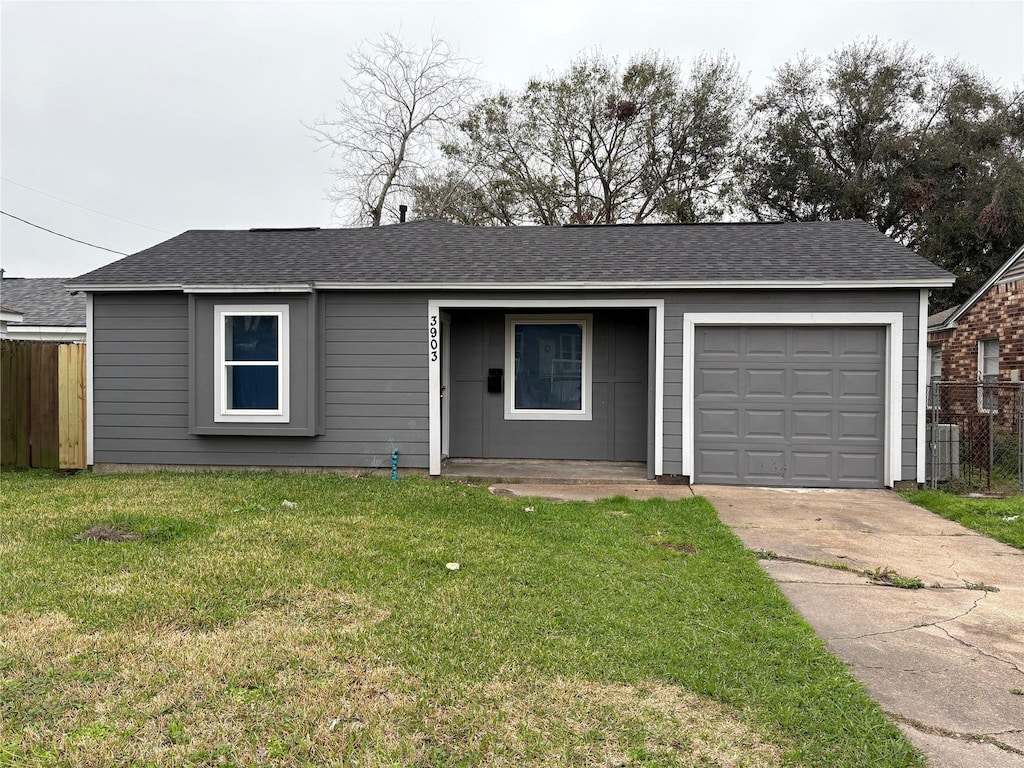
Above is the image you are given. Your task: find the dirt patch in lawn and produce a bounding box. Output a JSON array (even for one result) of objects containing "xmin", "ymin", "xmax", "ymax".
[
  {"xmin": 653, "ymin": 541, "xmax": 699, "ymax": 554},
  {"xmin": 75, "ymin": 524, "xmax": 142, "ymax": 542},
  {"xmin": 1, "ymin": 596, "xmax": 780, "ymax": 767},
  {"xmin": 0, "ymin": 591, "xmax": 402, "ymax": 766},
  {"xmin": 427, "ymin": 678, "xmax": 783, "ymax": 767}
]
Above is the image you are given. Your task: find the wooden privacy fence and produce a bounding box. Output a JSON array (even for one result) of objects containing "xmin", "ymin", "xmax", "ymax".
[{"xmin": 1, "ymin": 340, "xmax": 87, "ymax": 470}]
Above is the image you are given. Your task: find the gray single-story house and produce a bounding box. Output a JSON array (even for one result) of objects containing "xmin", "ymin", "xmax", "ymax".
[{"xmin": 66, "ymin": 219, "xmax": 954, "ymax": 488}]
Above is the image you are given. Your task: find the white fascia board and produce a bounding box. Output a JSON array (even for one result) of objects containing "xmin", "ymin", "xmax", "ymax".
[
  {"xmin": 69, "ymin": 278, "xmax": 955, "ymax": 293},
  {"xmin": 68, "ymin": 284, "xmax": 182, "ymax": 292},
  {"xmin": 0, "ymin": 310, "xmax": 25, "ymax": 323},
  {"xmin": 184, "ymin": 284, "xmax": 314, "ymax": 294},
  {"xmin": 682, "ymin": 312, "xmax": 903, "ymax": 487},
  {"xmin": 71, "ymin": 284, "xmax": 316, "ymax": 293},
  {"xmin": 4, "ymin": 326, "xmax": 87, "ymax": 342},
  {"xmin": 314, "ymin": 279, "xmax": 955, "ymax": 291}
]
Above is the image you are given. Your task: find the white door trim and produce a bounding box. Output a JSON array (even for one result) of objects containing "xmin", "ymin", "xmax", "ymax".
[
  {"xmin": 682, "ymin": 312, "xmax": 903, "ymax": 487},
  {"xmin": 441, "ymin": 312, "xmax": 451, "ymax": 459},
  {"xmin": 428, "ymin": 298, "xmax": 665, "ymax": 477},
  {"xmin": 86, "ymin": 293, "xmax": 94, "ymax": 466},
  {"xmin": 916, "ymin": 290, "xmax": 928, "ymax": 484}
]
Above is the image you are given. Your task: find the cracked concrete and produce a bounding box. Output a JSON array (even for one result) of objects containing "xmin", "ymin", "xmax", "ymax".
[{"xmin": 698, "ymin": 485, "xmax": 1024, "ymax": 768}]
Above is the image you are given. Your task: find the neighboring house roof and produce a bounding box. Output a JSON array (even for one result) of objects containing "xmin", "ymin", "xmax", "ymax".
[
  {"xmin": 926, "ymin": 305, "xmax": 959, "ymax": 330},
  {"xmin": 928, "ymin": 243, "xmax": 1024, "ymax": 331},
  {"xmin": 0, "ymin": 277, "xmax": 87, "ymax": 327},
  {"xmin": 67, "ymin": 219, "xmax": 954, "ymax": 290}
]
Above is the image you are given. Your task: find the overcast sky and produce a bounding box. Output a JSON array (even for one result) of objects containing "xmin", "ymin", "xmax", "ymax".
[{"xmin": 1, "ymin": 0, "xmax": 1022, "ymax": 279}]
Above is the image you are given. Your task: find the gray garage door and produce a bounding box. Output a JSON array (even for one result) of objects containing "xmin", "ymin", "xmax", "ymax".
[{"xmin": 694, "ymin": 325, "xmax": 886, "ymax": 488}]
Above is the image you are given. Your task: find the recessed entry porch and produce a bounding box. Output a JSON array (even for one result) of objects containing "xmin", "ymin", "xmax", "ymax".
[{"xmin": 427, "ymin": 298, "xmax": 665, "ymax": 479}]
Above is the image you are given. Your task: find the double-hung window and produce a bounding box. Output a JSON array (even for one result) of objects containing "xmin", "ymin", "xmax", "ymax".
[
  {"xmin": 978, "ymin": 338, "xmax": 999, "ymax": 412},
  {"xmin": 928, "ymin": 345, "xmax": 942, "ymax": 407},
  {"xmin": 505, "ymin": 314, "xmax": 592, "ymax": 420},
  {"xmin": 214, "ymin": 305, "xmax": 289, "ymax": 423}
]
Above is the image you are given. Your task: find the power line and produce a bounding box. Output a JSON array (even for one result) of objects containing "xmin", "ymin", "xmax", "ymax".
[
  {"xmin": 1, "ymin": 177, "xmax": 174, "ymax": 235},
  {"xmin": 1, "ymin": 210, "xmax": 129, "ymax": 256}
]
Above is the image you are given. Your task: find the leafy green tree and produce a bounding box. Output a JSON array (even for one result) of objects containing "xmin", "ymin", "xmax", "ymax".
[
  {"xmin": 735, "ymin": 39, "xmax": 1024, "ymax": 309},
  {"xmin": 428, "ymin": 51, "xmax": 746, "ymax": 225},
  {"xmin": 910, "ymin": 88, "xmax": 1024, "ymax": 308}
]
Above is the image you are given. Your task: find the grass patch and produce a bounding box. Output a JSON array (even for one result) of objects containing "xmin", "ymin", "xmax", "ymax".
[
  {"xmin": 865, "ymin": 567, "xmax": 925, "ymax": 590},
  {"xmin": 901, "ymin": 490, "xmax": 1024, "ymax": 549},
  {"xmin": 0, "ymin": 470, "xmax": 924, "ymax": 767}
]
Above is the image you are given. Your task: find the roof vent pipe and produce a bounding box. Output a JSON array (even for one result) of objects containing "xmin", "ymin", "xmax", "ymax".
[{"xmin": 399, "ymin": 205, "xmax": 408, "ymax": 223}]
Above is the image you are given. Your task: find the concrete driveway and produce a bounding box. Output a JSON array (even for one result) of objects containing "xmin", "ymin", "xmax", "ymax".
[
  {"xmin": 491, "ymin": 482, "xmax": 1024, "ymax": 767},
  {"xmin": 697, "ymin": 485, "xmax": 1024, "ymax": 768}
]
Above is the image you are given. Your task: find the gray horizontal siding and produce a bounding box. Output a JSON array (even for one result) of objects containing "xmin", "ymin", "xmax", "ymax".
[
  {"xmin": 92, "ymin": 287, "xmax": 924, "ymax": 482},
  {"xmin": 93, "ymin": 292, "xmax": 430, "ymax": 469}
]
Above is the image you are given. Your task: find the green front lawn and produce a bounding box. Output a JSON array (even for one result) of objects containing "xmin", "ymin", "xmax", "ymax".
[
  {"xmin": 901, "ymin": 490, "xmax": 1024, "ymax": 549},
  {"xmin": 0, "ymin": 471, "xmax": 922, "ymax": 767}
]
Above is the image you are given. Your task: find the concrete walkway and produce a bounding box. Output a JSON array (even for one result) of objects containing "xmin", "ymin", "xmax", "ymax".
[{"xmin": 490, "ymin": 482, "xmax": 1024, "ymax": 768}]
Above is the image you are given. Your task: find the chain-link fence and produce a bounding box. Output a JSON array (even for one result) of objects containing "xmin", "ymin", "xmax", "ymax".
[{"xmin": 926, "ymin": 381, "xmax": 1024, "ymax": 493}]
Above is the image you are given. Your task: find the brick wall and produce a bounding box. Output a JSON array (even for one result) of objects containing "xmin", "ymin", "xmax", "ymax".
[{"xmin": 929, "ymin": 278, "xmax": 1024, "ymax": 383}]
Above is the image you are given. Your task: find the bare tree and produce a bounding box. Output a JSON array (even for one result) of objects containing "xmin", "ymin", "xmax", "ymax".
[{"xmin": 306, "ymin": 33, "xmax": 479, "ymax": 226}]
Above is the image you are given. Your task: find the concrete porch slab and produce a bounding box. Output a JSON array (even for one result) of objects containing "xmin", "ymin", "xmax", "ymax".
[{"xmin": 443, "ymin": 458, "xmax": 651, "ymax": 485}]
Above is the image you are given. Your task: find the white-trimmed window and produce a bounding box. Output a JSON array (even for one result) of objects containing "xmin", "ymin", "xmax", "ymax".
[
  {"xmin": 978, "ymin": 338, "xmax": 999, "ymax": 412},
  {"xmin": 929, "ymin": 346, "xmax": 943, "ymax": 383},
  {"xmin": 927, "ymin": 345, "xmax": 943, "ymax": 408},
  {"xmin": 214, "ymin": 305, "xmax": 289, "ymax": 423},
  {"xmin": 505, "ymin": 314, "xmax": 592, "ymax": 420}
]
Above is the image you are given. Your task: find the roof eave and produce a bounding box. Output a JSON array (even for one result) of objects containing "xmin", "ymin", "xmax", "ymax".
[{"xmin": 69, "ymin": 277, "xmax": 956, "ymax": 292}]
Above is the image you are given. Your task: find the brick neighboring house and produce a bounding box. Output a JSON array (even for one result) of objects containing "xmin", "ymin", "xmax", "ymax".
[{"xmin": 927, "ymin": 244, "xmax": 1024, "ymax": 421}]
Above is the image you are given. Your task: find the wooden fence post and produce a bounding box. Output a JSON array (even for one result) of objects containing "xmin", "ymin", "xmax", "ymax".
[
  {"xmin": 59, "ymin": 343, "xmax": 87, "ymax": 469},
  {"xmin": 29, "ymin": 343, "xmax": 60, "ymax": 468},
  {"xmin": 1, "ymin": 340, "xmax": 31, "ymax": 468}
]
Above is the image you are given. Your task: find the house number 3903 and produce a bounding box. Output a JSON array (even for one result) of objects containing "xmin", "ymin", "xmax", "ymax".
[{"xmin": 429, "ymin": 315, "xmax": 439, "ymax": 361}]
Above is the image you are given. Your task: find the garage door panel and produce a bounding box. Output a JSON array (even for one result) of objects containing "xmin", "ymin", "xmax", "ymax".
[
  {"xmin": 699, "ymin": 327, "xmax": 741, "ymax": 356},
  {"xmin": 695, "ymin": 325, "xmax": 885, "ymax": 488},
  {"xmin": 792, "ymin": 410, "xmax": 832, "ymax": 439},
  {"xmin": 838, "ymin": 410, "xmax": 882, "ymax": 440},
  {"xmin": 746, "ymin": 369, "xmax": 786, "ymax": 397},
  {"xmin": 790, "ymin": 451, "xmax": 833, "ymax": 482},
  {"xmin": 839, "ymin": 327, "xmax": 886, "ymax": 358},
  {"xmin": 792, "ymin": 369, "xmax": 833, "ymax": 398},
  {"xmin": 697, "ymin": 408, "xmax": 739, "ymax": 438},
  {"xmin": 793, "ymin": 328, "xmax": 834, "ymax": 357},
  {"xmin": 744, "ymin": 450, "xmax": 788, "ymax": 481},
  {"xmin": 697, "ymin": 448, "xmax": 740, "ymax": 481},
  {"xmin": 839, "ymin": 369, "xmax": 884, "ymax": 398},
  {"xmin": 745, "ymin": 409, "xmax": 785, "ymax": 438},
  {"xmin": 745, "ymin": 328, "xmax": 787, "ymax": 357},
  {"xmin": 700, "ymin": 368, "xmax": 740, "ymax": 396},
  {"xmin": 837, "ymin": 452, "xmax": 883, "ymax": 481}
]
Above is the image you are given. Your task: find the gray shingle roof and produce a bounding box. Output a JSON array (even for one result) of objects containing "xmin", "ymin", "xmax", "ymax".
[
  {"xmin": 0, "ymin": 277, "xmax": 86, "ymax": 326},
  {"xmin": 67, "ymin": 219, "xmax": 953, "ymax": 288},
  {"xmin": 927, "ymin": 305, "xmax": 959, "ymax": 329}
]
